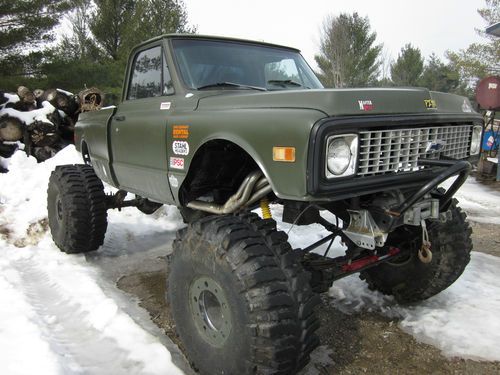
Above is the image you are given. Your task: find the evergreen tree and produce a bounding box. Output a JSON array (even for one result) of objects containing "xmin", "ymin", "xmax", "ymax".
[
  {"xmin": 0, "ymin": 0, "xmax": 74, "ymax": 54},
  {"xmin": 90, "ymin": 0, "xmax": 195, "ymax": 61},
  {"xmin": 90, "ymin": 0, "xmax": 135, "ymax": 61},
  {"xmin": 126, "ymin": 0, "xmax": 196, "ymax": 48},
  {"xmin": 419, "ymin": 53, "xmax": 461, "ymax": 93},
  {"xmin": 314, "ymin": 13, "xmax": 382, "ymax": 88},
  {"xmin": 390, "ymin": 43, "xmax": 424, "ymax": 86},
  {"xmin": 59, "ymin": 0, "xmax": 101, "ymax": 61}
]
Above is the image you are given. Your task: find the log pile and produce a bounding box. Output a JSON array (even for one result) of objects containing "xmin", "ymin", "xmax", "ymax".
[{"xmin": 0, "ymin": 86, "xmax": 104, "ymax": 172}]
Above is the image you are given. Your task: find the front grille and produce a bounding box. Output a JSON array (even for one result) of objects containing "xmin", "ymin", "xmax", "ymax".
[{"xmin": 357, "ymin": 125, "xmax": 472, "ymax": 176}]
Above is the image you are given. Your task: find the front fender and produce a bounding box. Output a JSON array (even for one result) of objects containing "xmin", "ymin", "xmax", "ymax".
[{"xmin": 167, "ymin": 108, "xmax": 326, "ymax": 201}]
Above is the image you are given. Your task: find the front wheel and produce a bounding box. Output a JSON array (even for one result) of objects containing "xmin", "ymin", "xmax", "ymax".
[
  {"xmin": 167, "ymin": 215, "xmax": 317, "ymax": 374},
  {"xmin": 360, "ymin": 200, "xmax": 472, "ymax": 304}
]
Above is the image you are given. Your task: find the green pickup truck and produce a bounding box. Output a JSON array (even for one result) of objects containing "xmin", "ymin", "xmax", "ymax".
[{"xmin": 47, "ymin": 34, "xmax": 482, "ymax": 374}]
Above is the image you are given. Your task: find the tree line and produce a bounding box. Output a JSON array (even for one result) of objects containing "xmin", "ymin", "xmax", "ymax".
[
  {"xmin": 0, "ymin": 0, "xmax": 194, "ymax": 102},
  {"xmin": 315, "ymin": 0, "xmax": 499, "ymax": 98},
  {"xmin": 0, "ymin": 0, "xmax": 498, "ymax": 102}
]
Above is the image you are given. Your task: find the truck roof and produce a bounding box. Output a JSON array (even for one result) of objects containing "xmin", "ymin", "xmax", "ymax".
[{"xmin": 135, "ymin": 33, "xmax": 301, "ymax": 53}]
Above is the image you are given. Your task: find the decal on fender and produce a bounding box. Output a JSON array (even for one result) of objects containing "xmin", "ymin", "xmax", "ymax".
[
  {"xmin": 173, "ymin": 125, "xmax": 189, "ymax": 139},
  {"xmin": 172, "ymin": 140, "xmax": 189, "ymax": 155},
  {"xmin": 170, "ymin": 157, "xmax": 184, "ymax": 170},
  {"xmin": 160, "ymin": 102, "xmax": 171, "ymax": 110}
]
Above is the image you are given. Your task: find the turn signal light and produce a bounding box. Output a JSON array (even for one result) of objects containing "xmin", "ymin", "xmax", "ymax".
[{"xmin": 273, "ymin": 147, "xmax": 295, "ymax": 162}]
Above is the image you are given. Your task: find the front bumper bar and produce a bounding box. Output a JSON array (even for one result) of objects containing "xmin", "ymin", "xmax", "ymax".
[{"xmin": 388, "ymin": 159, "xmax": 471, "ymax": 217}]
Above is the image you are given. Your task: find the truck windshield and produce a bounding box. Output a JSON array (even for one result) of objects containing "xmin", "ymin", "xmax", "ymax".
[{"xmin": 171, "ymin": 39, "xmax": 324, "ymax": 91}]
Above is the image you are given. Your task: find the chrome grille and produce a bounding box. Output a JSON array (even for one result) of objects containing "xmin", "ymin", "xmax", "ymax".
[{"xmin": 358, "ymin": 125, "xmax": 472, "ymax": 176}]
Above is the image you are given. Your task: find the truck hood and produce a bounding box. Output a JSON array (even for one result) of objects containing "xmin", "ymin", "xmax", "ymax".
[{"xmin": 196, "ymin": 88, "xmax": 477, "ymax": 117}]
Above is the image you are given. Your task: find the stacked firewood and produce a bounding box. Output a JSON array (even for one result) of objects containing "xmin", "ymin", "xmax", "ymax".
[{"xmin": 0, "ymin": 86, "xmax": 104, "ymax": 171}]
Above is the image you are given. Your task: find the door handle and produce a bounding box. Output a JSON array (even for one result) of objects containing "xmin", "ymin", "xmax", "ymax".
[{"xmin": 115, "ymin": 115, "xmax": 126, "ymax": 121}]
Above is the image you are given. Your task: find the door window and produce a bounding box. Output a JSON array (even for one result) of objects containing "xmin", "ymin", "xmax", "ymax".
[{"xmin": 128, "ymin": 46, "xmax": 162, "ymax": 100}]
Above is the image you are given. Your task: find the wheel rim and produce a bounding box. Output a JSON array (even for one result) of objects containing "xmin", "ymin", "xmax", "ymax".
[{"xmin": 189, "ymin": 276, "xmax": 232, "ymax": 347}]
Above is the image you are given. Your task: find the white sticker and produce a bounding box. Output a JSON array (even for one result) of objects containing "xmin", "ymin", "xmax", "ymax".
[
  {"xmin": 172, "ymin": 140, "xmax": 189, "ymax": 155},
  {"xmin": 170, "ymin": 157, "xmax": 184, "ymax": 170},
  {"xmin": 462, "ymin": 99, "xmax": 472, "ymax": 113},
  {"xmin": 488, "ymin": 83, "xmax": 498, "ymax": 90},
  {"xmin": 160, "ymin": 102, "xmax": 171, "ymax": 110},
  {"xmin": 168, "ymin": 174, "xmax": 179, "ymax": 187},
  {"xmin": 185, "ymin": 93, "xmax": 194, "ymax": 98}
]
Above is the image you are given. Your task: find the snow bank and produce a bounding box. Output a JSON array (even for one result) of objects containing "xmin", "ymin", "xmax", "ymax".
[
  {"xmin": 0, "ymin": 147, "xmax": 184, "ymax": 374},
  {"xmin": 0, "ymin": 146, "xmax": 81, "ymax": 239},
  {"xmin": 328, "ymin": 252, "xmax": 500, "ymax": 361}
]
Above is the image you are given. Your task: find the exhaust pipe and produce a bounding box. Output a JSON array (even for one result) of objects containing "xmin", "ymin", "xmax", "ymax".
[{"xmin": 186, "ymin": 171, "xmax": 272, "ymax": 214}]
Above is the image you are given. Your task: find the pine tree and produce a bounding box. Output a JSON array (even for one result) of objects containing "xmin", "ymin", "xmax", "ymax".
[
  {"xmin": 314, "ymin": 13, "xmax": 382, "ymax": 88},
  {"xmin": 90, "ymin": 0, "xmax": 195, "ymax": 61},
  {"xmin": 419, "ymin": 54, "xmax": 461, "ymax": 93},
  {"xmin": 0, "ymin": 0, "xmax": 74, "ymax": 53},
  {"xmin": 130, "ymin": 0, "xmax": 195, "ymax": 40},
  {"xmin": 390, "ymin": 44, "xmax": 424, "ymax": 86},
  {"xmin": 89, "ymin": 0, "xmax": 135, "ymax": 61}
]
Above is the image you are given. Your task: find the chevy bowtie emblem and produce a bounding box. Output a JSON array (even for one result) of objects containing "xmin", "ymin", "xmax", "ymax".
[{"xmin": 426, "ymin": 140, "xmax": 446, "ymax": 153}]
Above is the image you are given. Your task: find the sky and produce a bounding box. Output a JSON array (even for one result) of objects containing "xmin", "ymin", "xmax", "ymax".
[{"xmin": 183, "ymin": 0, "xmax": 487, "ymax": 70}]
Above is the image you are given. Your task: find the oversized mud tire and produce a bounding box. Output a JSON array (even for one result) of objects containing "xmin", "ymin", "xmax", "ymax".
[
  {"xmin": 167, "ymin": 215, "xmax": 319, "ymax": 374},
  {"xmin": 238, "ymin": 212, "xmax": 321, "ymax": 369},
  {"xmin": 360, "ymin": 200, "xmax": 472, "ymax": 303},
  {"xmin": 47, "ymin": 164, "xmax": 107, "ymax": 253}
]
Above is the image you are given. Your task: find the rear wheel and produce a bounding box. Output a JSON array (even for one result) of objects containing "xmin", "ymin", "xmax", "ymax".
[
  {"xmin": 168, "ymin": 215, "xmax": 318, "ymax": 374},
  {"xmin": 47, "ymin": 164, "xmax": 107, "ymax": 253},
  {"xmin": 360, "ymin": 201, "xmax": 472, "ymax": 303}
]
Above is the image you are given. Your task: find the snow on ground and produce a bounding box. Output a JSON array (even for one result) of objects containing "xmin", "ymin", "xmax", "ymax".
[
  {"xmin": 0, "ymin": 147, "xmax": 185, "ymax": 375},
  {"xmin": 1, "ymin": 146, "xmax": 500, "ymax": 374},
  {"xmin": 451, "ymin": 177, "xmax": 500, "ymax": 225},
  {"xmin": 328, "ymin": 252, "xmax": 500, "ymax": 361}
]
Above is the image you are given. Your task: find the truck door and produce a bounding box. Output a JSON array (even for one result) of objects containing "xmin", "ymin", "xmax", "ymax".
[{"xmin": 110, "ymin": 44, "xmax": 175, "ymax": 202}]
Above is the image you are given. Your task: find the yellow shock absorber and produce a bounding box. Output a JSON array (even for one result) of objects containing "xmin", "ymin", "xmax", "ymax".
[{"xmin": 260, "ymin": 198, "xmax": 272, "ymax": 219}]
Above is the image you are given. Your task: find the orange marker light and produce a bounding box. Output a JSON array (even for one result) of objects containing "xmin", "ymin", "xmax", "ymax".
[{"xmin": 273, "ymin": 147, "xmax": 296, "ymax": 162}]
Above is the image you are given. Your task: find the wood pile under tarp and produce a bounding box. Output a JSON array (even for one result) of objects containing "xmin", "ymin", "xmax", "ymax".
[{"xmin": 0, "ymin": 86, "xmax": 104, "ymax": 172}]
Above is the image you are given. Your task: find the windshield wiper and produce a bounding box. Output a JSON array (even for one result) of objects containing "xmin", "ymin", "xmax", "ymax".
[
  {"xmin": 267, "ymin": 80, "xmax": 304, "ymax": 88},
  {"xmin": 197, "ymin": 82, "xmax": 267, "ymax": 91}
]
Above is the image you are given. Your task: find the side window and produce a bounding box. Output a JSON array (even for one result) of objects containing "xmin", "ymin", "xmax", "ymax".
[
  {"xmin": 128, "ymin": 46, "xmax": 162, "ymax": 100},
  {"xmin": 163, "ymin": 54, "xmax": 174, "ymax": 95}
]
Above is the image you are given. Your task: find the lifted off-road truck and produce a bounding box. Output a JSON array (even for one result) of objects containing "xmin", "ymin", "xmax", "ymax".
[{"xmin": 47, "ymin": 34, "xmax": 482, "ymax": 374}]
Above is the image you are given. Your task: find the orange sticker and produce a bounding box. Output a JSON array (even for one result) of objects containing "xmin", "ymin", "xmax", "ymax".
[{"xmin": 173, "ymin": 125, "xmax": 189, "ymax": 139}]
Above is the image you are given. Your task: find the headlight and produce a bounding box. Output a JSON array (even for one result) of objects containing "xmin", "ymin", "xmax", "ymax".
[
  {"xmin": 326, "ymin": 134, "xmax": 358, "ymax": 178},
  {"xmin": 470, "ymin": 125, "xmax": 482, "ymax": 155}
]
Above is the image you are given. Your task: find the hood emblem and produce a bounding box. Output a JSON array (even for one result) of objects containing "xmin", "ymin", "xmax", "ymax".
[
  {"xmin": 358, "ymin": 100, "xmax": 374, "ymax": 111},
  {"xmin": 426, "ymin": 140, "xmax": 446, "ymax": 153}
]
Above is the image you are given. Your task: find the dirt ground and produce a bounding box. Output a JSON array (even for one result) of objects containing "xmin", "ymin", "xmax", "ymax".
[{"xmin": 117, "ymin": 219, "xmax": 500, "ymax": 374}]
